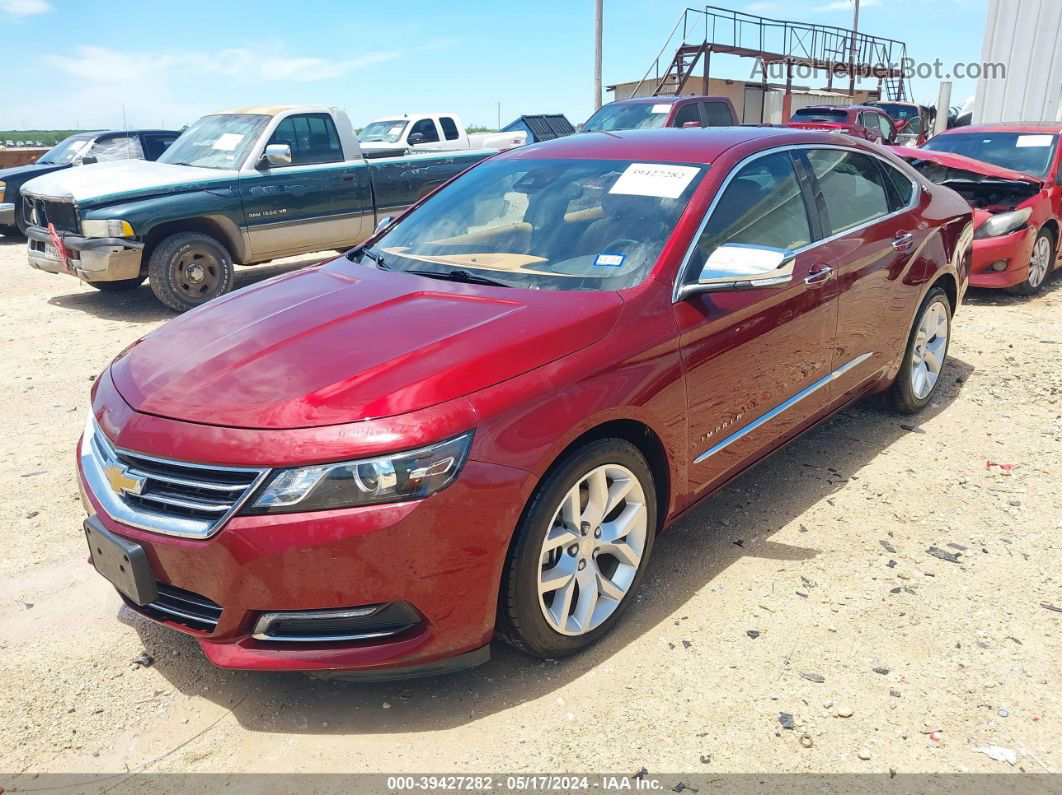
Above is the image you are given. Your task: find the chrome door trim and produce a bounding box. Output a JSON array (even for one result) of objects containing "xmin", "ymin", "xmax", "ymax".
[
  {"xmin": 693, "ymin": 352, "xmax": 873, "ymax": 464},
  {"xmin": 673, "ymin": 143, "xmax": 922, "ymax": 304}
]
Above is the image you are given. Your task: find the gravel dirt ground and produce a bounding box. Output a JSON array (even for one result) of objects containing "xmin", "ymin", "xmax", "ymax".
[{"xmin": 0, "ymin": 235, "xmax": 1059, "ymax": 783}]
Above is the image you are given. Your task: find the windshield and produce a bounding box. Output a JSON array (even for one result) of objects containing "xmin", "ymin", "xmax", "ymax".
[
  {"xmin": 923, "ymin": 132, "xmax": 1059, "ymax": 178},
  {"xmin": 582, "ymin": 103, "xmax": 671, "ymax": 132},
  {"xmin": 791, "ymin": 108, "xmax": 848, "ymax": 123},
  {"xmin": 367, "ymin": 157, "xmax": 704, "ymax": 291},
  {"xmin": 361, "ymin": 120, "xmax": 408, "ymax": 143},
  {"xmin": 37, "ymin": 134, "xmax": 95, "ymax": 165},
  {"xmin": 157, "ymin": 114, "xmax": 270, "ymax": 169},
  {"xmin": 874, "ymin": 103, "xmax": 919, "ymax": 121}
]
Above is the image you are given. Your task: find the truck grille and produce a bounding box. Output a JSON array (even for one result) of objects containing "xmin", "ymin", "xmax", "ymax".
[
  {"xmin": 29, "ymin": 198, "xmax": 79, "ymax": 234},
  {"xmin": 81, "ymin": 416, "xmax": 270, "ymax": 539},
  {"xmin": 142, "ymin": 584, "xmax": 223, "ymax": 633}
]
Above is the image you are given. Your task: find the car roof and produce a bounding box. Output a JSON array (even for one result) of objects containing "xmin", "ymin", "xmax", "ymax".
[
  {"xmin": 937, "ymin": 121, "xmax": 1062, "ymax": 135},
  {"xmin": 495, "ymin": 126, "xmax": 852, "ymax": 165},
  {"xmin": 603, "ymin": 96, "xmax": 729, "ymax": 106}
]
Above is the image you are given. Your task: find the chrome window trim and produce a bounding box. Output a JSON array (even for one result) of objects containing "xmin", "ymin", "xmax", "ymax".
[
  {"xmin": 672, "ymin": 143, "xmax": 921, "ymax": 303},
  {"xmin": 80, "ymin": 414, "xmax": 270, "ymax": 540},
  {"xmin": 693, "ymin": 352, "xmax": 873, "ymax": 464}
]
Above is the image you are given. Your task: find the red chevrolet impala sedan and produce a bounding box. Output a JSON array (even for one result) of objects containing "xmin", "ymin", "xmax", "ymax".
[{"xmin": 79, "ymin": 128, "xmax": 972, "ymax": 677}]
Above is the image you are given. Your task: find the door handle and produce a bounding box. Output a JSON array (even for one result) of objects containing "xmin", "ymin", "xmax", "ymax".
[
  {"xmin": 804, "ymin": 265, "xmax": 833, "ymax": 287},
  {"xmin": 892, "ymin": 232, "xmax": 915, "ymax": 252},
  {"xmin": 341, "ymin": 173, "xmax": 357, "ymax": 181}
]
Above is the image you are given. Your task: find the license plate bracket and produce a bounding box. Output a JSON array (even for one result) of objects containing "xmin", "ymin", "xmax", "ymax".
[{"xmin": 84, "ymin": 516, "xmax": 158, "ymax": 606}]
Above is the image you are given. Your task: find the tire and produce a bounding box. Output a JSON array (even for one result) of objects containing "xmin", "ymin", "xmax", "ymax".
[
  {"xmin": 1, "ymin": 199, "xmax": 28, "ymax": 238},
  {"xmin": 882, "ymin": 286, "xmax": 952, "ymax": 414},
  {"xmin": 1007, "ymin": 227, "xmax": 1054, "ymax": 297},
  {"xmin": 497, "ymin": 438, "xmax": 657, "ymax": 658},
  {"xmin": 88, "ymin": 275, "xmax": 147, "ymax": 292},
  {"xmin": 147, "ymin": 231, "xmax": 234, "ymax": 312}
]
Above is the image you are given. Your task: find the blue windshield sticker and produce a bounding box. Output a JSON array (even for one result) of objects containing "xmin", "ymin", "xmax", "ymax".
[{"xmin": 594, "ymin": 253, "xmax": 626, "ymax": 268}]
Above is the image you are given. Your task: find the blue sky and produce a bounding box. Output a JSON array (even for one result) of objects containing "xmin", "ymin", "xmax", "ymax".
[{"xmin": 1, "ymin": 0, "xmax": 987, "ymax": 132}]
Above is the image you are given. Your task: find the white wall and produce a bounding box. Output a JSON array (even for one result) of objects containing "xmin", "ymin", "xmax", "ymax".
[{"xmin": 976, "ymin": 0, "xmax": 1062, "ymax": 123}]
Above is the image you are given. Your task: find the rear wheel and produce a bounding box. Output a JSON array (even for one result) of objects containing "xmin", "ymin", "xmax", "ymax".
[
  {"xmin": 498, "ymin": 439, "xmax": 657, "ymax": 658},
  {"xmin": 1008, "ymin": 228, "xmax": 1054, "ymax": 296},
  {"xmin": 882, "ymin": 286, "xmax": 951, "ymax": 414},
  {"xmin": 147, "ymin": 231, "xmax": 234, "ymax": 312}
]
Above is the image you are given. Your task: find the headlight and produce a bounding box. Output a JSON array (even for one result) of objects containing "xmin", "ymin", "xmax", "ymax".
[
  {"xmin": 974, "ymin": 207, "xmax": 1031, "ymax": 239},
  {"xmin": 243, "ymin": 432, "xmax": 473, "ymax": 514},
  {"xmin": 82, "ymin": 219, "xmax": 135, "ymax": 238}
]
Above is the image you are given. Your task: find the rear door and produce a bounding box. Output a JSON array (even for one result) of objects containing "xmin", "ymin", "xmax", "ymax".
[
  {"xmin": 800, "ymin": 146, "xmax": 928, "ymax": 399},
  {"xmin": 241, "ymin": 112, "xmax": 349, "ymax": 258},
  {"xmin": 675, "ymin": 149, "xmax": 840, "ymax": 499}
]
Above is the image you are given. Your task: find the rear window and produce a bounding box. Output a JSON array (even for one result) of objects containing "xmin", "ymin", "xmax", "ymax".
[
  {"xmin": 874, "ymin": 103, "xmax": 920, "ymax": 121},
  {"xmin": 792, "ymin": 108, "xmax": 848, "ymax": 123},
  {"xmin": 703, "ymin": 102, "xmax": 734, "ymax": 126}
]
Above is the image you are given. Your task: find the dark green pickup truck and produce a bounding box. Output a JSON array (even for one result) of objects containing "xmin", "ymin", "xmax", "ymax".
[{"xmin": 21, "ymin": 105, "xmax": 496, "ymax": 311}]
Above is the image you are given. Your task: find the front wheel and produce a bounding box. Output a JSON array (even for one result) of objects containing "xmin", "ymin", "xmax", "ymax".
[
  {"xmin": 883, "ymin": 286, "xmax": 951, "ymax": 414},
  {"xmin": 1008, "ymin": 228, "xmax": 1054, "ymax": 297},
  {"xmin": 147, "ymin": 231, "xmax": 234, "ymax": 312},
  {"xmin": 497, "ymin": 438, "xmax": 657, "ymax": 658}
]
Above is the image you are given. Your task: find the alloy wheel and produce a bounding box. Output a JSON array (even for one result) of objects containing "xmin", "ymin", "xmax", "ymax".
[
  {"xmin": 910, "ymin": 300, "xmax": 948, "ymax": 399},
  {"xmin": 537, "ymin": 464, "xmax": 647, "ymax": 636},
  {"xmin": 1028, "ymin": 235, "xmax": 1051, "ymax": 289}
]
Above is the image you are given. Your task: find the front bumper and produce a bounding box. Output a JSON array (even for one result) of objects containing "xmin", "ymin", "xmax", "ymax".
[
  {"xmin": 76, "ymin": 393, "xmax": 532, "ymax": 675},
  {"xmin": 0, "ymin": 202, "xmax": 14, "ymax": 227},
  {"xmin": 969, "ymin": 225, "xmax": 1036, "ymax": 289},
  {"xmin": 26, "ymin": 224, "xmax": 143, "ymax": 282}
]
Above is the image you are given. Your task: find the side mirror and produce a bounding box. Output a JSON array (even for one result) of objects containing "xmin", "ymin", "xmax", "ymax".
[
  {"xmin": 80, "ymin": 155, "xmax": 98, "ymax": 165},
  {"xmin": 262, "ymin": 144, "xmax": 292, "ymax": 167},
  {"xmin": 407, "ymin": 133, "xmax": 425, "ymax": 145},
  {"xmin": 681, "ymin": 121, "xmax": 702, "ymax": 128},
  {"xmin": 374, "ymin": 216, "xmax": 394, "ymax": 234},
  {"xmin": 678, "ymin": 244, "xmax": 795, "ymax": 299}
]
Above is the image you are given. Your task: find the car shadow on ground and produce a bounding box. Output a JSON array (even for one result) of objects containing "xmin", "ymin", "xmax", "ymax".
[
  {"xmin": 43, "ymin": 256, "xmax": 334, "ymax": 324},
  {"xmin": 962, "ymin": 268, "xmax": 1062, "ymax": 307},
  {"xmin": 123, "ymin": 354, "xmax": 975, "ymax": 735}
]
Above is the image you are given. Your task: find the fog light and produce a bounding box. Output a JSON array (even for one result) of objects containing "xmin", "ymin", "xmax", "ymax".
[
  {"xmin": 990, "ymin": 260, "xmax": 1009, "ymax": 272},
  {"xmin": 252, "ymin": 601, "xmax": 422, "ymax": 643}
]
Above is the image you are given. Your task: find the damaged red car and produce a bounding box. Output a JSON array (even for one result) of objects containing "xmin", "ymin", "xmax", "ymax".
[
  {"xmin": 78, "ymin": 128, "xmax": 971, "ymax": 677},
  {"xmin": 894, "ymin": 122, "xmax": 1062, "ymax": 295}
]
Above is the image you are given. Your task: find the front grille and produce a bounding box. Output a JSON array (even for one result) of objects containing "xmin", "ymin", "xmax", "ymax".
[
  {"xmin": 142, "ymin": 584, "xmax": 223, "ymax": 632},
  {"xmin": 81, "ymin": 416, "xmax": 270, "ymax": 539},
  {"xmin": 30, "ymin": 198, "xmax": 79, "ymax": 233}
]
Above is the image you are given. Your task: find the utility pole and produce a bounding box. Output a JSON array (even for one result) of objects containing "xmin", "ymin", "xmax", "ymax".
[
  {"xmin": 594, "ymin": 0, "xmax": 603, "ymax": 111},
  {"xmin": 848, "ymin": 0, "xmax": 860, "ymax": 99},
  {"xmin": 497, "ymin": 102, "xmax": 501, "ymax": 130}
]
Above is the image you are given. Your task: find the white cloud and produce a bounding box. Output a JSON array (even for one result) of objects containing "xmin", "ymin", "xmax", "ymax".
[{"xmin": 0, "ymin": 0, "xmax": 52, "ymax": 16}]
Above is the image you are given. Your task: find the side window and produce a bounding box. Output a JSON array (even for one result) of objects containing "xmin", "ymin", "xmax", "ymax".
[
  {"xmin": 672, "ymin": 104, "xmax": 702, "ymax": 128},
  {"xmin": 693, "ymin": 151, "xmax": 813, "ymax": 267},
  {"xmin": 86, "ymin": 134, "xmax": 144, "ymax": 162},
  {"xmin": 142, "ymin": 133, "xmax": 178, "ymax": 161},
  {"xmin": 702, "ymin": 102, "xmax": 734, "ymax": 126},
  {"xmin": 267, "ymin": 113, "xmax": 342, "ymax": 166},
  {"xmin": 877, "ymin": 114, "xmax": 894, "ymax": 142},
  {"xmin": 439, "ymin": 117, "xmax": 460, "ymax": 141},
  {"xmin": 409, "ymin": 118, "xmax": 441, "ymax": 143},
  {"xmin": 878, "ymin": 161, "xmax": 916, "ymax": 208},
  {"xmin": 805, "ymin": 149, "xmax": 891, "ymax": 234}
]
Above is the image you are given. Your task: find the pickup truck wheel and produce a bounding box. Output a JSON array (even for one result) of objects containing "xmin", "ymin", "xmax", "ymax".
[
  {"xmin": 497, "ymin": 438, "xmax": 657, "ymax": 659},
  {"xmin": 148, "ymin": 232, "xmax": 234, "ymax": 312},
  {"xmin": 882, "ymin": 286, "xmax": 951, "ymax": 414},
  {"xmin": 89, "ymin": 275, "xmax": 147, "ymax": 291},
  {"xmin": 1007, "ymin": 228, "xmax": 1054, "ymax": 297}
]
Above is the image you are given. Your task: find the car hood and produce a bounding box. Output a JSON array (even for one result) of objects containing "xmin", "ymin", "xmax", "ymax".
[
  {"xmin": 890, "ymin": 146, "xmax": 1041, "ymax": 184},
  {"xmin": 110, "ymin": 258, "xmax": 624, "ymax": 429},
  {"xmin": 0, "ymin": 161, "xmax": 66, "ymax": 184},
  {"xmin": 19, "ymin": 160, "xmax": 235, "ymax": 205}
]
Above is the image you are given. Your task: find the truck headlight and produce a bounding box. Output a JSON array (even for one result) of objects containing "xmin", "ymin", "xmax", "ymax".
[
  {"xmin": 243, "ymin": 432, "xmax": 473, "ymax": 514},
  {"xmin": 81, "ymin": 219, "xmax": 135, "ymax": 238},
  {"xmin": 974, "ymin": 207, "xmax": 1031, "ymax": 239}
]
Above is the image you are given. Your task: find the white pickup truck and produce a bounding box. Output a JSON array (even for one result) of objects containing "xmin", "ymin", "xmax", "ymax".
[{"xmin": 358, "ymin": 113, "xmax": 526, "ymax": 156}]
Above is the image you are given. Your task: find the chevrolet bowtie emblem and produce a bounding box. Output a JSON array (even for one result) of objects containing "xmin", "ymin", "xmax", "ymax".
[{"xmin": 103, "ymin": 463, "xmax": 145, "ymax": 496}]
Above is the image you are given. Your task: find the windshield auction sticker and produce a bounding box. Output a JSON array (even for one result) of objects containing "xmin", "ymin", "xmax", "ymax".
[
  {"xmin": 610, "ymin": 163, "xmax": 699, "ymax": 199},
  {"xmin": 212, "ymin": 133, "xmax": 245, "ymax": 151},
  {"xmin": 1016, "ymin": 134, "xmax": 1053, "ymax": 147}
]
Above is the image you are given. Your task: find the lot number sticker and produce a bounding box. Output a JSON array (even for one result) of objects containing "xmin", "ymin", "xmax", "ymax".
[
  {"xmin": 610, "ymin": 163, "xmax": 700, "ymax": 199},
  {"xmin": 650, "ymin": 104, "xmax": 672, "ymax": 114},
  {"xmin": 212, "ymin": 133, "xmax": 245, "ymax": 151},
  {"xmin": 1016, "ymin": 134, "xmax": 1053, "ymax": 148}
]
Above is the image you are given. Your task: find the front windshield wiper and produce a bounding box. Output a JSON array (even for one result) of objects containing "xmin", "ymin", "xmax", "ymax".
[
  {"xmin": 351, "ymin": 245, "xmax": 389, "ymax": 269},
  {"xmin": 408, "ymin": 268, "xmax": 511, "ymax": 288}
]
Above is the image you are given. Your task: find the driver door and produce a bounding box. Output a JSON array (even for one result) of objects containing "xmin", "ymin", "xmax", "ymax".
[{"xmin": 674, "ymin": 149, "xmax": 841, "ymax": 499}]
